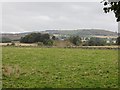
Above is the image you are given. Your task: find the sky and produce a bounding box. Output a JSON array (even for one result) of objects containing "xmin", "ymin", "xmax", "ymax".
[{"xmin": 1, "ymin": 2, "xmax": 119, "ymax": 33}]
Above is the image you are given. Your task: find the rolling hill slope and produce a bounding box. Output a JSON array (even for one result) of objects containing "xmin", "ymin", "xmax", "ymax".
[{"xmin": 0, "ymin": 29, "xmax": 118, "ymax": 41}]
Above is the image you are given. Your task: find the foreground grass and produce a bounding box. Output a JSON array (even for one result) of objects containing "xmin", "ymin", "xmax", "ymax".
[{"xmin": 2, "ymin": 47, "xmax": 118, "ymax": 88}]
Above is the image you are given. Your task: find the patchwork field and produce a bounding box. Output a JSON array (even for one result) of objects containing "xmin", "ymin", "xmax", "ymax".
[{"xmin": 2, "ymin": 47, "xmax": 119, "ymax": 88}]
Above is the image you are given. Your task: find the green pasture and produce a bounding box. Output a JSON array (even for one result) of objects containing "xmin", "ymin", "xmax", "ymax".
[{"xmin": 2, "ymin": 47, "xmax": 118, "ymax": 88}]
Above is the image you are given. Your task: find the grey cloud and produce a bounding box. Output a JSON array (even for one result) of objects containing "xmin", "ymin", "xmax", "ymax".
[{"xmin": 2, "ymin": 2, "xmax": 118, "ymax": 33}]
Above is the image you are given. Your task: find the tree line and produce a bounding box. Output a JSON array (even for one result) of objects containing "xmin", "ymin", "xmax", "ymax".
[
  {"xmin": 1, "ymin": 33, "xmax": 120, "ymax": 46},
  {"xmin": 20, "ymin": 33, "xmax": 53, "ymax": 46},
  {"xmin": 69, "ymin": 36, "xmax": 106, "ymax": 46},
  {"xmin": 20, "ymin": 33, "xmax": 120, "ymax": 46}
]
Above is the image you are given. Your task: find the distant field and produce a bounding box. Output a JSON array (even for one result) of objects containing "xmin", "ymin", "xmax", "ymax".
[{"xmin": 2, "ymin": 47, "xmax": 118, "ymax": 88}]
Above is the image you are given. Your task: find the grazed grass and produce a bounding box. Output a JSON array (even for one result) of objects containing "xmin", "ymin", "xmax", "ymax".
[{"xmin": 2, "ymin": 47, "xmax": 118, "ymax": 88}]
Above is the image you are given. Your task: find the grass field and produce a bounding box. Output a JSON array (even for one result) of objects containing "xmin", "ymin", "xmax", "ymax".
[{"xmin": 2, "ymin": 47, "xmax": 118, "ymax": 88}]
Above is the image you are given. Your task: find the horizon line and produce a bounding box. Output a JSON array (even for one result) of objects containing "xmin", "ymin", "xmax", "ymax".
[{"xmin": 1, "ymin": 28, "xmax": 118, "ymax": 34}]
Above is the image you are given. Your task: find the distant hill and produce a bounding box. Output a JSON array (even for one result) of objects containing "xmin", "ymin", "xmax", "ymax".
[
  {"xmin": 0, "ymin": 29, "xmax": 118, "ymax": 41},
  {"xmin": 45, "ymin": 29, "xmax": 118, "ymax": 37},
  {"xmin": 0, "ymin": 33, "xmax": 25, "ymax": 40}
]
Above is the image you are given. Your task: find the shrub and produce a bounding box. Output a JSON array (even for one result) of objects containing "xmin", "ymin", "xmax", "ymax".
[
  {"xmin": 7, "ymin": 44, "xmax": 10, "ymax": 46},
  {"xmin": 20, "ymin": 33, "xmax": 51, "ymax": 43},
  {"xmin": 43, "ymin": 39, "xmax": 53, "ymax": 46},
  {"xmin": 2, "ymin": 37, "xmax": 11, "ymax": 43},
  {"xmin": 117, "ymin": 36, "xmax": 120, "ymax": 45},
  {"xmin": 69, "ymin": 36, "xmax": 82, "ymax": 46},
  {"xmin": 11, "ymin": 42, "xmax": 15, "ymax": 46},
  {"xmin": 37, "ymin": 42, "xmax": 43, "ymax": 46},
  {"xmin": 85, "ymin": 37, "xmax": 106, "ymax": 46}
]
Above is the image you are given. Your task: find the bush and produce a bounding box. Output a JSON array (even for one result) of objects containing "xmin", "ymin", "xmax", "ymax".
[
  {"xmin": 20, "ymin": 33, "xmax": 52, "ymax": 45},
  {"xmin": 37, "ymin": 42, "xmax": 43, "ymax": 46},
  {"xmin": 11, "ymin": 42, "xmax": 15, "ymax": 46},
  {"xmin": 52, "ymin": 36, "xmax": 56, "ymax": 40},
  {"xmin": 7, "ymin": 44, "xmax": 10, "ymax": 46},
  {"xmin": 1, "ymin": 37, "xmax": 11, "ymax": 43},
  {"xmin": 69, "ymin": 36, "xmax": 82, "ymax": 46},
  {"xmin": 43, "ymin": 39, "xmax": 53, "ymax": 46},
  {"xmin": 85, "ymin": 37, "xmax": 106, "ymax": 46},
  {"xmin": 117, "ymin": 36, "xmax": 120, "ymax": 45}
]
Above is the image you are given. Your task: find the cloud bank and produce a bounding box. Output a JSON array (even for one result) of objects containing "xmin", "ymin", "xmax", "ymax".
[{"xmin": 2, "ymin": 2, "xmax": 118, "ymax": 33}]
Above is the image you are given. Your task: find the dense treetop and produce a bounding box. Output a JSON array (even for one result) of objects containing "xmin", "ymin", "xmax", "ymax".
[{"xmin": 102, "ymin": 0, "xmax": 120, "ymax": 22}]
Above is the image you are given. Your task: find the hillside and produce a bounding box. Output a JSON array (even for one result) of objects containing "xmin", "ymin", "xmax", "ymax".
[
  {"xmin": 46, "ymin": 29, "xmax": 118, "ymax": 37},
  {"xmin": 0, "ymin": 29, "xmax": 118, "ymax": 41}
]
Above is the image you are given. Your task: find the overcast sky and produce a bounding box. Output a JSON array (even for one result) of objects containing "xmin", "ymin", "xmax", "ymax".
[{"xmin": 2, "ymin": 2, "xmax": 118, "ymax": 33}]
